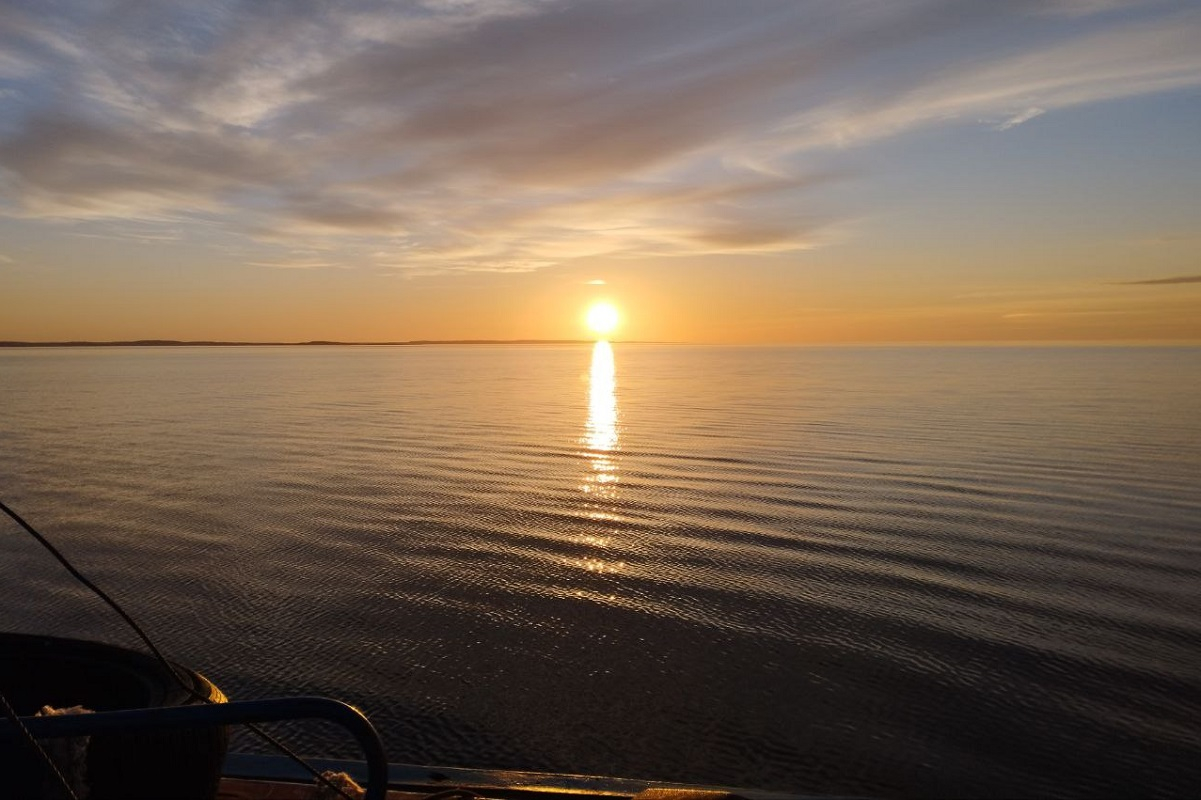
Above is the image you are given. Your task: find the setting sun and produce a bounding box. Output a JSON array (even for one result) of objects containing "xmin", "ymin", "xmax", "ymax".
[{"xmin": 585, "ymin": 302, "xmax": 620, "ymax": 337}]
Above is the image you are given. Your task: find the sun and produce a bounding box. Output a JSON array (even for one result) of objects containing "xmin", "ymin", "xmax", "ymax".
[{"xmin": 585, "ymin": 302, "xmax": 620, "ymax": 337}]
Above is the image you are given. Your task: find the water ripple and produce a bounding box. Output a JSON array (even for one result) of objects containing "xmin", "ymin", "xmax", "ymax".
[{"xmin": 1, "ymin": 344, "xmax": 1198, "ymax": 797}]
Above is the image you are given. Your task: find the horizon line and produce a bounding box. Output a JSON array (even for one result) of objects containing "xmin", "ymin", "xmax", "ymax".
[
  {"xmin": 2, "ymin": 338, "xmax": 1199, "ymax": 349},
  {"xmin": 0, "ymin": 338, "xmax": 664, "ymax": 347}
]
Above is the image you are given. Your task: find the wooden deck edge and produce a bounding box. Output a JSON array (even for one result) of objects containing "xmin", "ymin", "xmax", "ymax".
[
  {"xmin": 220, "ymin": 754, "xmax": 812, "ymax": 800},
  {"xmin": 218, "ymin": 776, "xmax": 428, "ymax": 799}
]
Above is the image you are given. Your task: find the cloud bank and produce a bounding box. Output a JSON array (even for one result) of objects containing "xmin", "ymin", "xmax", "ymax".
[{"xmin": 0, "ymin": 0, "xmax": 1199, "ymax": 273}]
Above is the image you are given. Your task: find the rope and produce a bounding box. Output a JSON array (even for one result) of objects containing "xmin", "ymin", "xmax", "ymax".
[
  {"xmin": 420, "ymin": 790, "xmax": 484, "ymax": 800},
  {"xmin": 0, "ymin": 691, "xmax": 80, "ymax": 800},
  {"xmin": 0, "ymin": 499, "xmax": 360, "ymax": 800}
]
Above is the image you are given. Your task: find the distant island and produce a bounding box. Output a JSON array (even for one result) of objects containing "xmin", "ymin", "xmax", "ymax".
[{"xmin": 0, "ymin": 339, "xmax": 609, "ymax": 347}]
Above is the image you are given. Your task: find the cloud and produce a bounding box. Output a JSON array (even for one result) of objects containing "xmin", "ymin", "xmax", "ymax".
[
  {"xmin": 995, "ymin": 107, "xmax": 1045, "ymax": 131},
  {"xmin": 0, "ymin": 111, "xmax": 288, "ymax": 217},
  {"xmin": 246, "ymin": 257, "xmax": 345, "ymax": 270},
  {"xmin": 68, "ymin": 226, "xmax": 183, "ymax": 243},
  {"xmin": 1117, "ymin": 275, "xmax": 1201, "ymax": 286},
  {"xmin": 284, "ymin": 196, "xmax": 409, "ymax": 234},
  {"xmin": 0, "ymin": 1, "xmax": 1199, "ymax": 273},
  {"xmin": 767, "ymin": 9, "xmax": 1201, "ymax": 154},
  {"xmin": 1003, "ymin": 309, "xmax": 1134, "ymax": 319},
  {"xmin": 686, "ymin": 219, "xmax": 823, "ymax": 251}
]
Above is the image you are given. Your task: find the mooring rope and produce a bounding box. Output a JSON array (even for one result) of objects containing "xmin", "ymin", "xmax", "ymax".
[
  {"xmin": 0, "ymin": 691, "xmax": 80, "ymax": 800},
  {"xmin": 0, "ymin": 498, "xmax": 361, "ymax": 800}
]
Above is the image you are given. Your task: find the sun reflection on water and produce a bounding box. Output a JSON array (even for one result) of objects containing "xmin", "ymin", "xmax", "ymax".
[
  {"xmin": 577, "ymin": 340, "xmax": 623, "ymax": 575},
  {"xmin": 585, "ymin": 340, "xmax": 617, "ymax": 454}
]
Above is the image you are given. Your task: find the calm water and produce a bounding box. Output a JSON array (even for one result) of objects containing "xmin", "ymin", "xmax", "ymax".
[{"xmin": 1, "ymin": 344, "xmax": 1199, "ymax": 798}]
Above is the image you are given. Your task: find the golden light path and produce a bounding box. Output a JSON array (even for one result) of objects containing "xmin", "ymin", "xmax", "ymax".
[
  {"xmin": 585, "ymin": 340, "xmax": 617, "ymax": 453},
  {"xmin": 578, "ymin": 340, "xmax": 622, "ymax": 576}
]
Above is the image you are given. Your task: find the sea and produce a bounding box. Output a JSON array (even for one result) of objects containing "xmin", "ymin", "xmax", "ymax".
[{"xmin": 1, "ymin": 343, "xmax": 1198, "ymax": 798}]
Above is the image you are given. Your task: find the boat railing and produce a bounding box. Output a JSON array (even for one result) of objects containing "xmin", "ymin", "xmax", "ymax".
[{"xmin": 1, "ymin": 695, "xmax": 388, "ymax": 800}]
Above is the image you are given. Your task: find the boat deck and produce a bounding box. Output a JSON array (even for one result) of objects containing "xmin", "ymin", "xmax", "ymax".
[
  {"xmin": 218, "ymin": 776, "xmax": 428, "ymax": 799},
  {"xmin": 218, "ymin": 778, "xmax": 746, "ymax": 800},
  {"xmin": 218, "ymin": 754, "xmax": 799, "ymax": 800}
]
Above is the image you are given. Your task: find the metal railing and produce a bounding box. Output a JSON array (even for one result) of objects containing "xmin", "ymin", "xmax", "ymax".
[{"xmin": 1, "ymin": 696, "xmax": 388, "ymax": 800}]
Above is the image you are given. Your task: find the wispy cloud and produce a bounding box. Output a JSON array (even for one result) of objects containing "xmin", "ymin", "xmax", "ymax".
[
  {"xmin": 1003, "ymin": 309, "xmax": 1135, "ymax": 319},
  {"xmin": 1117, "ymin": 275, "xmax": 1201, "ymax": 286},
  {"xmin": 0, "ymin": 1, "xmax": 1199, "ymax": 274},
  {"xmin": 245, "ymin": 254, "xmax": 348, "ymax": 270},
  {"xmin": 995, "ymin": 107, "xmax": 1045, "ymax": 131}
]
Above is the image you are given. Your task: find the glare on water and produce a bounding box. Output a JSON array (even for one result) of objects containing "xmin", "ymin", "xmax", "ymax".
[{"xmin": 579, "ymin": 340, "xmax": 621, "ymax": 571}]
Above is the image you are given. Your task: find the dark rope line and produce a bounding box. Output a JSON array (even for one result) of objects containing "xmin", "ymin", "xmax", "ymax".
[
  {"xmin": 419, "ymin": 789, "xmax": 484, "ymax": 800},
  {"xmin": 0, "ymin": 690, "xmax": 80, "ymax": 800},
  {"xmin": 0, "ymin": 499, "xmax": 360, "ymax": 800},
  {"xmin": 0, "ymin": 499, "xmax": 183, "ymax": 683}
]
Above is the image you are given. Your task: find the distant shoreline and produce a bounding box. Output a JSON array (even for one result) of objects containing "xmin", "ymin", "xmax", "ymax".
[
  {"xmin": 0, "ymin": 339, "xmax": 1195, "ymax": 348},
  {"xmin": 0, "ymin": 339, "xmax": 611, "ymax": 348}
]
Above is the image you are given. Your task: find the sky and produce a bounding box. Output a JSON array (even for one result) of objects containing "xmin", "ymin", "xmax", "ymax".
[{"xmin": 1, "ymin": 0, "xmax": 1199, "ymax": 344}]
